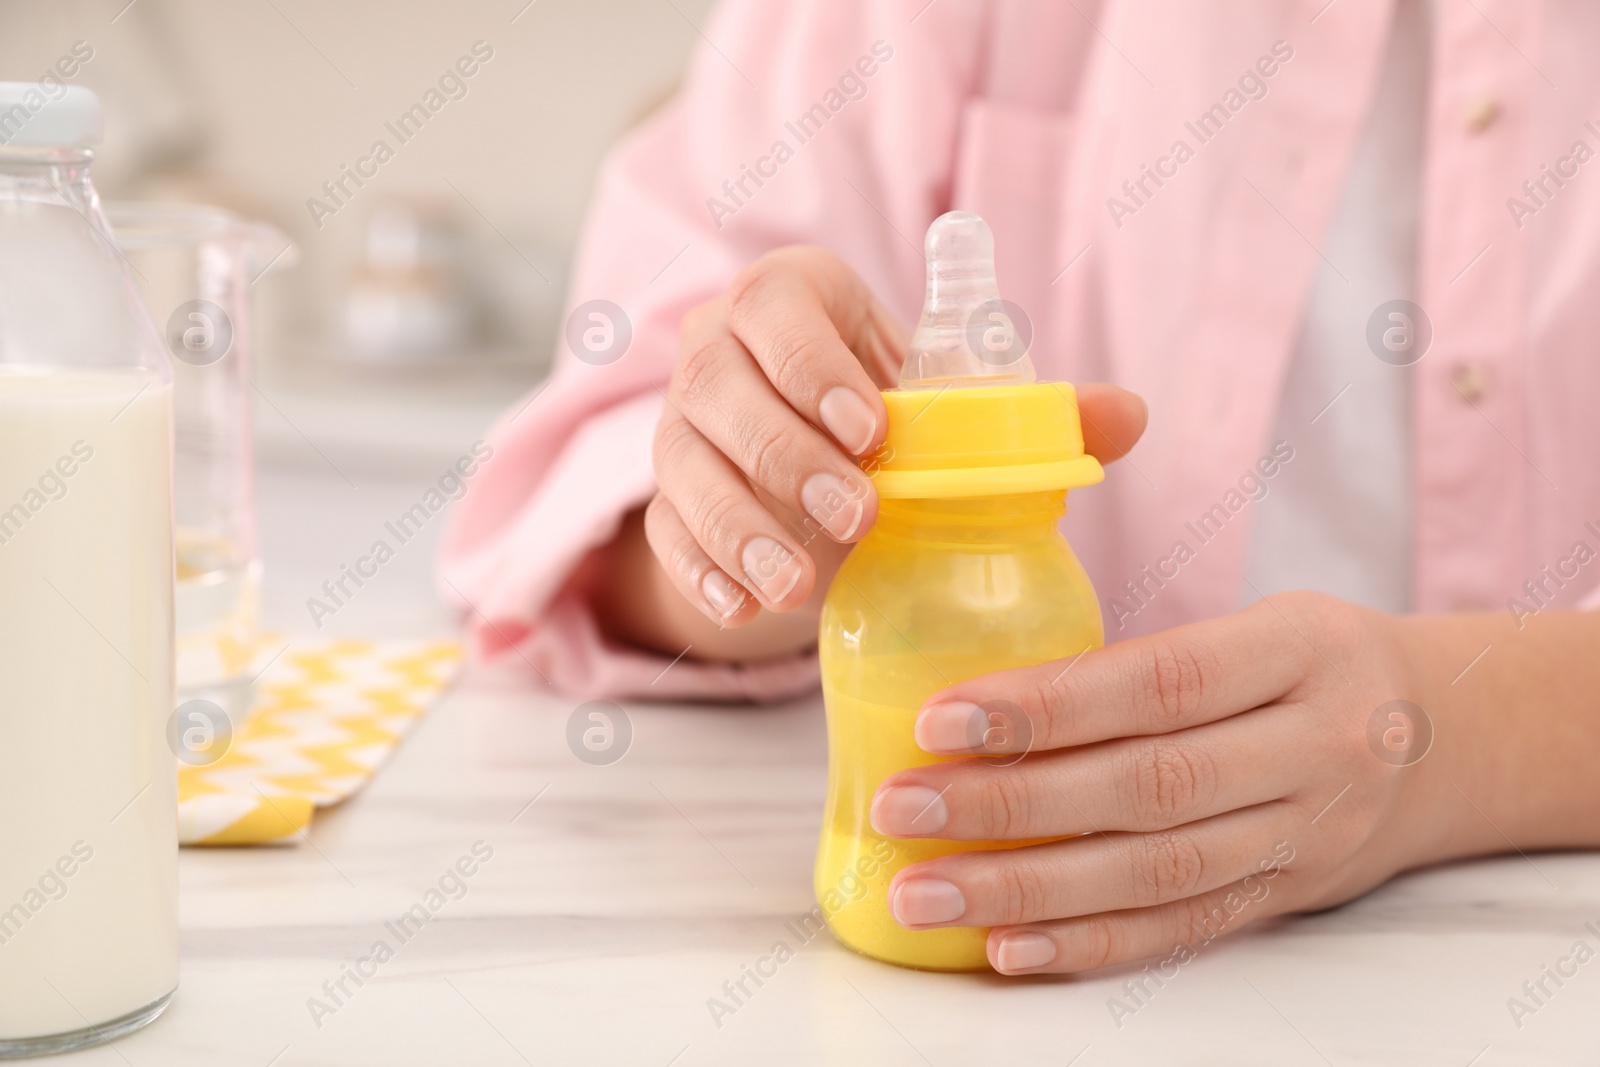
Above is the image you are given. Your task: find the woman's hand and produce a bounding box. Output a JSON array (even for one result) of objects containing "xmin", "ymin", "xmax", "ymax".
[
  {"xmin": 645, "ymin": 246, "xmax": 905, "ymax": 631},
  {"xmin": 593, "ymin": 246, "xmax": 1148, "ymax": 661},
  {"xmin": 871, "ymin": 591, "xmax": 1493, "ymax": 975}
]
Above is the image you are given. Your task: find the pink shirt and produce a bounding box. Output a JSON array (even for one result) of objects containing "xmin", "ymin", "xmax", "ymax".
[{"xmin": 440, "ymin": 0, "xmax": 1600, "ymax": 700}]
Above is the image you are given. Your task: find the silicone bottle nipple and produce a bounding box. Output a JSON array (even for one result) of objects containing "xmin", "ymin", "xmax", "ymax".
[{"xmin": 898, "ymin": 211, "xmax": 1036, "ymax": 390}]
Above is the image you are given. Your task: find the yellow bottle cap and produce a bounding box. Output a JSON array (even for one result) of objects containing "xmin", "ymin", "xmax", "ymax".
[
  {"xmin": 868, "ymin": 382, "xmax": 1104, "ymax": 499},
  {"xmin": 869, "ymin": 211, "xmax": 1103, "ymax": 499}
]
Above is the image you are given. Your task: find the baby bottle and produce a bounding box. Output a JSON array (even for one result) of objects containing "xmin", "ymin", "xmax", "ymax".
[
  {"xmin": 815, "ymin": 211, "xmax": 1104, "ymax": 971},
  {"xmin": 0, "ymin": 85, "xmax": 179, "ymax": 1053}
]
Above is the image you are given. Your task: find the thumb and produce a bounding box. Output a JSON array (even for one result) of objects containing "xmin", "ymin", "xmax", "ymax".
[{"xmin": 1075, "ymin": 383, "xmax": 1147, "ymax": 464}]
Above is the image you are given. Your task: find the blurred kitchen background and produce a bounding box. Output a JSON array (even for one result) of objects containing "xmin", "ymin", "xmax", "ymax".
[
  {"xmin": 2, "ymin": 0, "xmax": 708, "ymax": 462},
  {"xmin": 1, "ymin": 0, "xmax": 712, "ymax": 637}
]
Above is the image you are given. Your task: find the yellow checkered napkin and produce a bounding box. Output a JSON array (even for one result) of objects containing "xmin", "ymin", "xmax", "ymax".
[{"xmin": 178, "ymin": 638, "xmax": 463, "ymax": 846}]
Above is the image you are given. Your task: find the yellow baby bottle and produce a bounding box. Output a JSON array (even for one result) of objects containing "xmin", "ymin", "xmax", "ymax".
[{"xmin": 815, "ymin": 211, "xmax": 1105, "ymax": 971}]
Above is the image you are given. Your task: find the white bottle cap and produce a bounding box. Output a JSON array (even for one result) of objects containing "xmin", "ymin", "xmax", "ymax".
[
  {"xmin": 898, "ymin": 210, "xmax": 1036, "ymax": 390},
  {"xmin": 0, "ymin": 82, "xmax": 102, "ymax": 148}
]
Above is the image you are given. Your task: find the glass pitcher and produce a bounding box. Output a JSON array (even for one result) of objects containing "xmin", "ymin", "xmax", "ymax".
[
  {"xmin": 0, "ymin": 84, "xmax": 178, "ymax": 1054},
  {"xmin": 110, "ymin": 203, "xmax": 294, "ymax": 719}
]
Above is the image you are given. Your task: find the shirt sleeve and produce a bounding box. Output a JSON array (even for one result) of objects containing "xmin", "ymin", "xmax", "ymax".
[{"xmin": 437, "ymin": 0, "xmax": 984, "ymax": 700}]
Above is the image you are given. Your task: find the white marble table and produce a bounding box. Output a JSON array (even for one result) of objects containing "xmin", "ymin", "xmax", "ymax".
[{"xmin": 51, "ymin": 416, "xmax": 1600, "ymax": 1067}]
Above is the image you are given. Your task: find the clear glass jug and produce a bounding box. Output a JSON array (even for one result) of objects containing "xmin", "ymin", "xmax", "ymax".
[
  {"xmin": 110, "ymin": 202, "xmax": 294, "ymax": 719},
  {"xmin": 0, "ymin": 84, "xmax": 178, "ymax": 1055}
]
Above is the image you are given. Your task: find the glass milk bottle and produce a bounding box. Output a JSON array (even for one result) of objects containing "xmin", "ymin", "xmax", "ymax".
[{"xmin": 0, "ymin": 85, "xmax": 179, "ymax": 1054}]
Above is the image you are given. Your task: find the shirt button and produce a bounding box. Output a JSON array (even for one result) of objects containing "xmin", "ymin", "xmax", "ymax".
[
  {"xmin": 1464, "ymin": 96, "xmax": 1500, "ymax": 133},
  {"xmin": 1452, "ymin": 363, "xmax": 1490, "ymax": 403}
]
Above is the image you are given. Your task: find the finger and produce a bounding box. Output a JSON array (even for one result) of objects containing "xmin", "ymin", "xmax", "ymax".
[
  {"xmin": 874, "ymin": 704, "xmax": 1304, "ymax": 840},
  {"xmin": 887, "ymin": 802, "xmax": 1294, "ymax": 930},
  {"xmin": 724, "ymin": 250, "xmax": 896, "ymax": 456},
  {"xmin": 1075, "ymin": 383, "xmax": 1148, "ymax": 463},
  {"xmin": 671, "ymin": 312, "xmax": 878, "ymax": 544},
  {"xmin": 914, "ymin": 599, "xmax": 1315, "ymax": 755},
  {"xmin": 641, "ymin": 494, "xmax": 760, "ymax": 629},
  {"xmin": 983, "ymin": 852, "xmax": 1299, "ymax": 974},
  {"xmin": 652, "ymin": 410, "xmax": 814, "ymax": 611}
]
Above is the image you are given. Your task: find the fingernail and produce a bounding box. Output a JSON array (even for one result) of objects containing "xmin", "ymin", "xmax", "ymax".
[
  {"xmin": 701, "ymin": 570, "xmax": 745, "ymax": 620},
  {"xmin": 914, "ymin": 701, "xmax": 982, "ymax": 753},
  {"xmin": 871, "ymin": 784, "xmax": 948, "ymax": 836},
  {"xmin": 801, "ymin": 471, "xmax": 867, "ymax": 541},
  {"xmin": 994, "ymin": 932, "xmax": 1056, "ymax": 973},
  {"xmin": 740, "ymin": 536, "xmax": 803, "ymax": 604},
  {"xmin": 892, "ymin": 879, "xmax": 966, "ymax": 926},
  {"xmin": 819, "ymin": 387, "xmax": 877, "ymax": 456}
]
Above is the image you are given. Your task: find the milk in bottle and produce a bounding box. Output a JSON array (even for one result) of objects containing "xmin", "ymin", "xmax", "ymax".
[{"xmin": 0, "ymin": 83, "xmax": 179, "ymax": 1056}]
